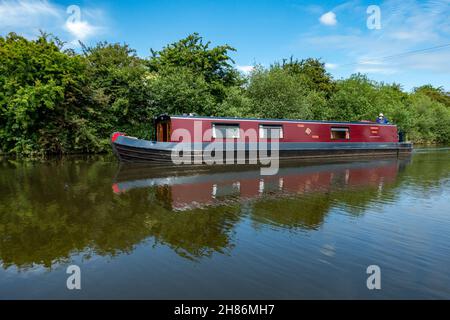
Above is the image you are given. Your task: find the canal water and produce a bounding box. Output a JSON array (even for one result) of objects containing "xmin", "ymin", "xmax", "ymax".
[{"xmin": 0, "ymin": 148, "xmax": 449, "ymax": 299}]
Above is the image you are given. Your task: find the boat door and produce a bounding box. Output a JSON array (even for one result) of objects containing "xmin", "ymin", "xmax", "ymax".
[{"xmin": 155, "ymin": 115, "xmax": 172, "ymax": 142}]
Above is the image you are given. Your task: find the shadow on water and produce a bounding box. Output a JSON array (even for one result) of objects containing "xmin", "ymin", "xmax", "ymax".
[{"xmin": 0, "ymin": 151, "xmax": 449, "ymax": 271}]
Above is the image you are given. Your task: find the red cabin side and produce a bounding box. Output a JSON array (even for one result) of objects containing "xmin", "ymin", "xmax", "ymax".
[{"xmin": 167, "ymin": 116, "xmax": 399, "ymax": 143}]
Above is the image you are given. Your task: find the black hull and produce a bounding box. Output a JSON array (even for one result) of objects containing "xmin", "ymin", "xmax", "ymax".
[{"xmin": 113, "ymin": 142, "xmax": 413, "ymax": 165}]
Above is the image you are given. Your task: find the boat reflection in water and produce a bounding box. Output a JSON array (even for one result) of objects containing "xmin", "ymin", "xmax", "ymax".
[
  {"xmin": 113, "ymin": 159, "xmax": 408, "ymax": 214},
  {"xmin": 0, "ymin": 157, "xmax": 410, "ymax": 270}
]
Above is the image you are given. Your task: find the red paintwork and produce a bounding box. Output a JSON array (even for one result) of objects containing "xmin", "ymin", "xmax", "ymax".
[
  {"xmin": 112, "ymin": 183, "xmax": 122, "ymax": 194},
  {"xmin": 111, "ymin": 132, "xmax": 125, "ymax": 143},
  {"xmin": 168, "ymin": 116, "xmax": 399, "ymax": 143}
]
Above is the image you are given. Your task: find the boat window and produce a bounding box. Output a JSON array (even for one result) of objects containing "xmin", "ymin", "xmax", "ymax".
[
  {"xmin": 331, "ymin": 127, "xmax": 350, "ymax": 140},
  {"xmin": 259, "ymin": 125, "xmax": 283, "ymax": 139},
  {"xmin": 212, "ymin": 123, "xmax": 240, "ymax": 139}
]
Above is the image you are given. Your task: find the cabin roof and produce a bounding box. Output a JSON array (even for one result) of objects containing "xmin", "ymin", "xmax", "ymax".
[{"xmin": 169, "ymin": 115, "xmax": 396, "ymax": 126}]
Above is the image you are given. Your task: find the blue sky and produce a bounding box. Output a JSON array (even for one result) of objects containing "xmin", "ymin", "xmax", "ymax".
[{"xmin": 1, "ymin": 0, "xmax": 449, "ymax": 91}]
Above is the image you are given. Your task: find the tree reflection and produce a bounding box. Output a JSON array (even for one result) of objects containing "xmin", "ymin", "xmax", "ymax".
[{"xmin": 0, "ymin": 151, "xmax": 448, "ymax": 270}]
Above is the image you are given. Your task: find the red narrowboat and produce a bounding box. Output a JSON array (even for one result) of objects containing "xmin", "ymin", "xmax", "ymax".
[{"xmin": 111, "ymin": 114, "xmax": 412, "ymax": 164}]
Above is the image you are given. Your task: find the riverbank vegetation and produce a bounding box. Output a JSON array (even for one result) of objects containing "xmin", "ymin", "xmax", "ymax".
[{"xmin": 1, "ymin": 32, "xmax": 449, "ymax": 156}]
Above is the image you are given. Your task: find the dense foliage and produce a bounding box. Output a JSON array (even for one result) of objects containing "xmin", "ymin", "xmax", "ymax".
[{"xmin": 1, "ymin": 32, "xmax": 449, "ymax": 156}]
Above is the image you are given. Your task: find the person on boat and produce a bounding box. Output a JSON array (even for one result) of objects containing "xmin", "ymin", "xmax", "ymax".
[{"xmin": 376, "ymin": 113, "xmax": 389, "ymax": 124}]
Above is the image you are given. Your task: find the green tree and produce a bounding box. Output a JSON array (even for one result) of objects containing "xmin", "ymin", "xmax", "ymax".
[
  {"xmin": 369, "ymin": 83, "xmax": 411, "ymax": 133},
  {"xmin": 408, "ymin": 93, "xmax": 450, "ymax": 144},
  {"xmin": 148, "ymin": 33, "xmax": 241, "ymax": 103},
  {"xmin": 0, "ymin": 33, "xmax": 98, "ymax": 156},
  {"xmin": 148, "ymin": 33, "xmax": 239, "ymax": 86},
  {"xmin": 327, "ymin": 74, "xmax": 378, "ymax": 121},
  {"xmin": 274, "ymin": 57, "xmax": 335, "ymax": 97},
  {"xmin": 147, "ymin": 66, "xmax": 216, "ymax": 116},
  {"xmin": 246, "ymin": 66, "xmax": 324, "ymax": 119},
  {"xmin": 413, "ymin": 85, "xmax": 450, "ymax": 108},
  {"xmin": 217, "ymin": 86, "xmax": 253, "ymax": 117},
  {"xmin": 82, "ymin": 42, "xmax": 153, "ymax": 138}
]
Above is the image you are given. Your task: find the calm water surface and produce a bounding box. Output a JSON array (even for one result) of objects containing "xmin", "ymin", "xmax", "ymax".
[{"xmin": 0, "ymin": 149, "xmax": 449, "ymax": 299}]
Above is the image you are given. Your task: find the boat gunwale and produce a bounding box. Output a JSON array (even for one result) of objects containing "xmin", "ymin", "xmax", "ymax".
[{"xmin": 113, "ymin": 135, "xmax": 413, "ymax": 152}]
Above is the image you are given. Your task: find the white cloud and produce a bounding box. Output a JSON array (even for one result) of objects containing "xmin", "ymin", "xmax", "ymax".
[
  {"xmin": 354, "ymin": 57, "xmax": 399, "ymax": 74},
  {"xmin": 237, "ymin": 65, "xmax": 255, "ymax": 73},
  {"xmin": 325, "ymin": 63, "xmax": 338, "ymax": 69},
  {"xmin": 65, "ymin": 20, "xmax": 101, "ymax": 41},
  {"xmin": 319, "ymin": 11, "xmax": 337, "ymax": 26},
  {"xmin": 0, "ymin": 0, "xmax": 59, "ymax": 28},
  {"xmin": 0, "ymin": 0, "xmax": 106, "ymax": 44}
]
